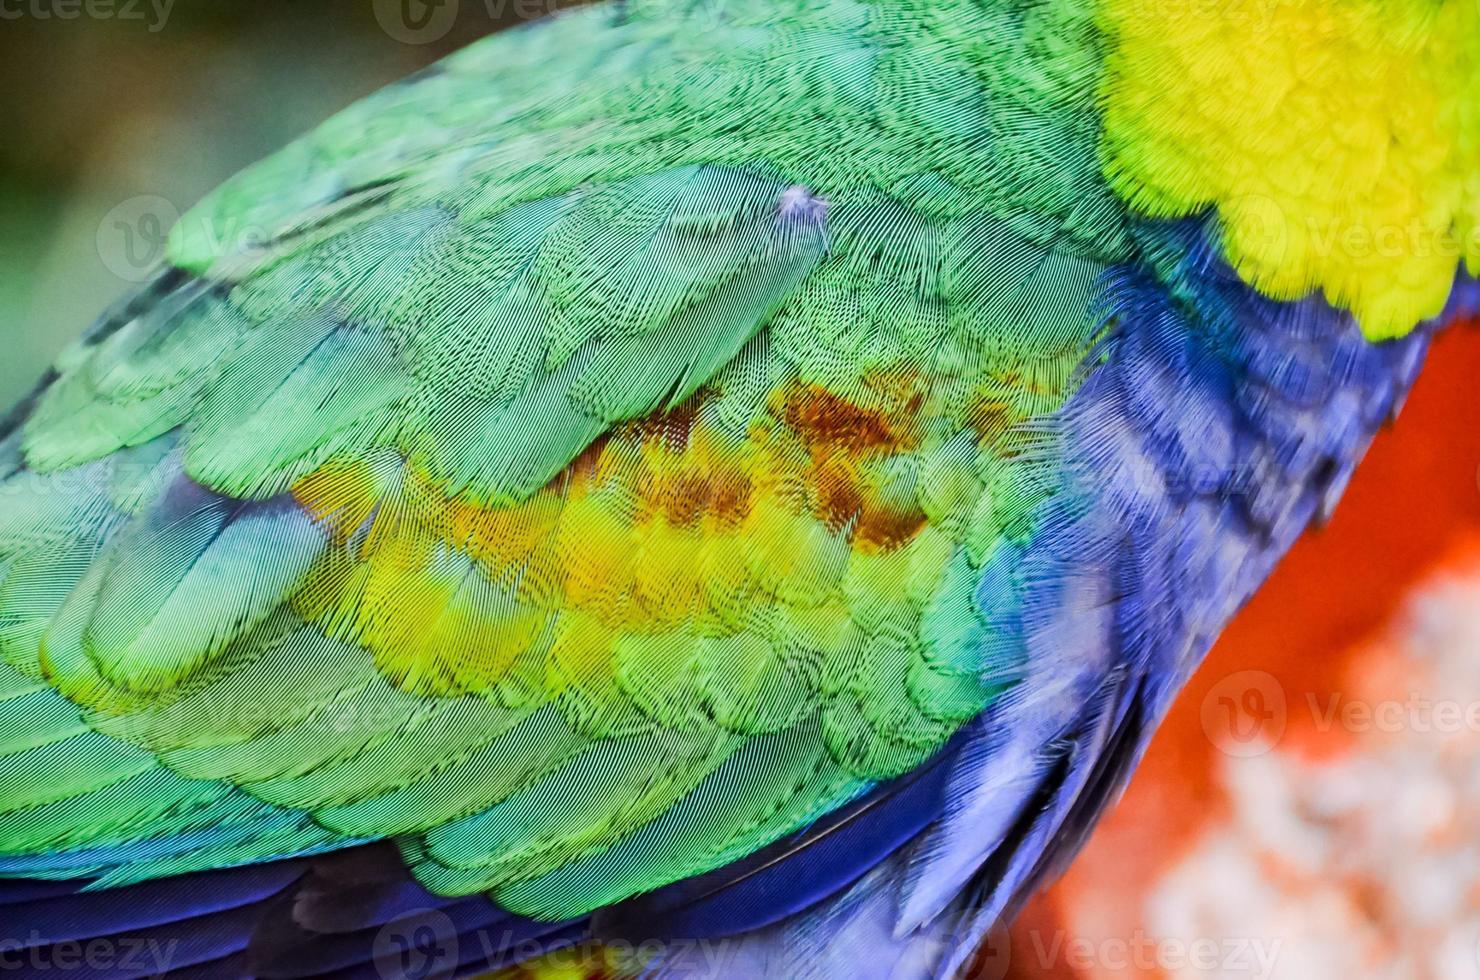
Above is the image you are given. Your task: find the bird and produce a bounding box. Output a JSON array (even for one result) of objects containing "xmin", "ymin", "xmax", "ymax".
[{"xmin": 0, "ymin": 0, "xmax": 1476, "ymax": 977}]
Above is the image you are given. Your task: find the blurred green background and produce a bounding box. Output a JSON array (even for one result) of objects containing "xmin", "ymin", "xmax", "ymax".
[{"xmin": 0, "ymin": 0, "xmax": 576, "ymax": 405}]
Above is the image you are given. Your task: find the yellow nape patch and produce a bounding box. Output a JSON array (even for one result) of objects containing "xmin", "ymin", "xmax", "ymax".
[{"xmin": 1100, "ymin": 0, "xmax": 1480, "ymax": 339}]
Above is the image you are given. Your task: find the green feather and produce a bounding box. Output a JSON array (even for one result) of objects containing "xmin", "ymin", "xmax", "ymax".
[{"xmin": 0, "ymin": 0, "xmax": 1133, "ymax": 917}]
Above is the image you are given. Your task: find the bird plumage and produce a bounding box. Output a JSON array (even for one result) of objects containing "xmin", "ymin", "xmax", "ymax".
[{"xmin": 0, "ymin": 0, "xmax": 1475, "ymax": 977}]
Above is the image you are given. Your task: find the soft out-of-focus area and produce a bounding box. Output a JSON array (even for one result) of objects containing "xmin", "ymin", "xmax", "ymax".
[{"xmin": 3, "ymin": 5, "xmax": 1479, "ymax": 980}]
